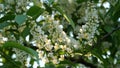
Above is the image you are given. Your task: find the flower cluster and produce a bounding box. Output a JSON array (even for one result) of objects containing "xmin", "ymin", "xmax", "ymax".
[
  {"xmin": 4, "ymin": 0, "xmax": 32, "ymax": 13},
  {"xmin": 55, "ymin": 0, "xmax": 77, "ymax": 17},
  {"xmin": 30, "ymin": 12, "xmax": 80, "ymax": 64},
  {"xmin": 76, "ymin": 2, "xmax": 99, "ymax": 46},
  {"xmin": 0, "ymin": 33, "xmax": 8, "ymax": 46},
  {"xmin": 12, "ymin": 48, "xmax": 28, "ymax": 64},
  {"xmin": 55, "ymin": 1, "xmax": 100, "ymax": 47},
  {"xmin": 0, "ymin": 0, "xmax": 33, "ymax": 64},
  {"xmin": 0, "ymin": 0, "xmax": 100, "ymax": 66}
]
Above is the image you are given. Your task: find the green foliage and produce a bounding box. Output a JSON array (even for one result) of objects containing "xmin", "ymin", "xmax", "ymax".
[
  {"xmin": 1, "ymin": 61, "xmax": 21, "ymax": 68},
  {"xmin": 15, "ymin": 15, "xmax": 27, "ymax": 25},
  {"xmin": 3, "ymin": 41, "xmax": 39, "ymax": 61},
  {"xmin": 54, "ymin": 6, "xmax": 75, "ymax": 29},
  {"xmin": 45, "ymin": 63, "xmax": 55, "ymax": 68},
  {"xmin": 0, "ymin": 12, "xmax": 15, "ymax": 23},
  {"xmin": 21, "ymin": 26, "xmax": 30, "ymax": 39},
  {"xmin": 0, "ymin": 0, "xmax": 120, "ymax": 68},
  {"xmin": 27, "ymin": 6, "xmax": 44, "ymax": 19},
  {"xmin": 0, "ymin": 22, "xmax": 10, "ymax": 29}
]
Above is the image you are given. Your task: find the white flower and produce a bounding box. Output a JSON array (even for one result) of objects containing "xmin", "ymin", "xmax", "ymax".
[
  {"xmin": 12, "ymin": 48, "xmax": 28, "ymax": 63},
  {"xmin": 0, "ymin": 34, "xmax": 4, "ymax": 44},
  {"xmin": 60, "ymin": 45, "xmax": 67, "ymax": 50},
  {"xmin": 76, "ymin": 1, "xmax": 99, "ymax": 46},
  {"xmin": 37, "ymin": 50, "xmax": 44, "ymax": 58},
  {"xmin": 54, "ymin": 43, "xmax": 59, "ymax": 51},
  {"xmin": 48, "ymin": 52, "xmax": 53, "ymax": 57},
  {"xmin": 66, "ymin": 48, "xmax": 73, "ymax": 53},
  {"xmin": 44, "ymin": 44, "xmax": 53, "ymax": 51},
  {"xmin": 52, "ymin": 56, "xmax": 59, "ymax": 64},
  {"xmin": 59, "ymin": 55, "xmax": 64, "ymax": 61},
  {"xmin": 80, "ymin": 28, "xmax": 83, "ymax": 33},
  {"xmin": 42, "ymin": 57, "xmax": 49, "ymax": 63}
]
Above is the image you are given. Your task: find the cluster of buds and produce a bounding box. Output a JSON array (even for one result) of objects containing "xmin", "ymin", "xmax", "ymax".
[
  {"xmin": 77, "ymin": 1, "xmax": 99, "ymax": 46},
  {"xmin": 12, "ymin": 48, "xmax": 28, "ymax": 64},
  {"xmin": 4, "ymin": 0, "xmax": 32, "ymax": 13},
  {"xmin": 30, "ymin": 12, "xmax": 79, "ymax": 64}
]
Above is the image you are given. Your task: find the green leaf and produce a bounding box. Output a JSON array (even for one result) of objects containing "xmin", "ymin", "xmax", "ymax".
[
  {"xmin": 60, "ymin": 60, "xmax": 75, "ymax": 66},
  {"xmin": 1, "ymin": 61, "xmax": 21, "ymax": 68},
  {"xmin": 6, "ymin": 29, "xmax": 20, "ymax": 40},
  {"xmin": 3, "ymin": 41, "xmax": 39, "ymax": 61},
  {"xmin": 0, "ymin": 0, "xmax": 3, "ymax": 3},
  {"xmin": 48, "ymin": 0, "xmax": 54, "ymax": 4},
  {"xmin": 44, "ymin": 3, "xmax": 52, "ymax": 14},
  {"xmin": 0, "ymin": 12, "xmax": 15, "ymax": 23},
  {"xmin": 0, "ymin": 22, "xmax": 10, "ymax": 29},
  {"xmin": 21, "ymin": 27, "xmax": 30, "ymax": 38},
  {"xmin": 15, "ymin": 15, "xmax": 27, "ymax": 25},
  {"xmin": 76, "ymin": 0, "xmax": 87, "ymax": 3},
  {"xmin": 45, "ymin": 63, "xmax": 55, "ymax": 68},
  {"xmin": 27, "ymin": 6, "xmax": 44, "ymax": 19},
  {"xmin": 104, "ymin": 26, "xmax": 114, "ymax": 33},
  {"xmin": 56, "ymin": 65, "xmax": 66, "ymax": 68},
  {"xmin": 59, "ymin": 50, "xmax": 65, "ymax": 55},
  {"xmin": 33, "ymin": 0, "xmax": 41, "ymax": 7},
  {"xmin": 90, "ymin": 48, "xmax": 109, "ymax": 65},
  {"xmin": 54, "ymin": 6, "xmax": 75, "ymax": 29}
]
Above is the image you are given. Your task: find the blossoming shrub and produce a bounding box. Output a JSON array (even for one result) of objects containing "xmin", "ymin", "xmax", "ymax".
[{"xmin": 0, "ymin": 0, "xmax": 120, "ymax": 68}]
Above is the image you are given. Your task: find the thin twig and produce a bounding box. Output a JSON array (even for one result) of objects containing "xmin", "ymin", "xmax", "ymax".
[
  {"xmin": 101, "ymin": 26, "xmax": 120, "ymax": 40},
  {"xmin": 66, "ymin": 56, "xmax": 97, "ymax": 68}
]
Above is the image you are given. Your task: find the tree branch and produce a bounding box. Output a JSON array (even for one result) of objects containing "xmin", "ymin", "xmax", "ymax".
[
  {"xmin": 101, "ymin": 26, "xmax": 120, "ymax": 40},
  {"xmin": 66, "ymin": 56, "xmax": 97, "ymax": 68}
]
